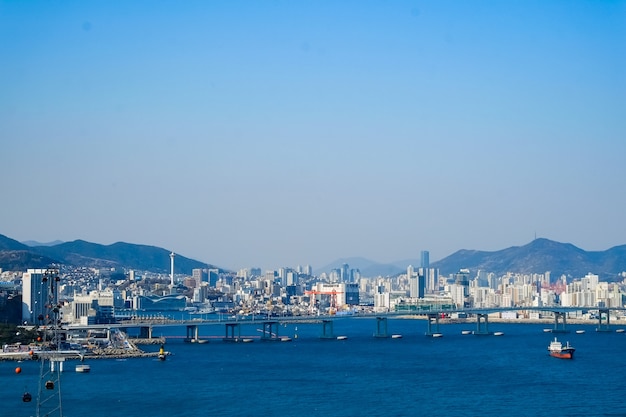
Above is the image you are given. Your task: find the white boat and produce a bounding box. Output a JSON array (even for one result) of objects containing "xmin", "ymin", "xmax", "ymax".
[
  {"xmin": 576, "ymin": 330, "xmax": 585, "ymax": 334},
  {"xmin": 461, "ymin": 330, "xmax": 472, "ymax": 335},
  {"xmin": 336, "ymin": 336, "xmax": 348, "ymax": 340},
  {"xmin": 75, "ymin": 364, "xmax": 90, "ymax": 373},
  {"xmin": 494, "ymin": 332, "xmax": 504, "ymax": 336},
  {"xmin": 431, "ymin": 333, "xmax": 443, "ymax": 338},
  {"xmin": 543, "ymin": 328, "xmax": 552, "ymax": 333},
  {"xmin": 391, "ymin": 334, "xmax": 403, "ymax": 339},
  {"xmin": 616, "ymin": 329, "xmax": 625, "ymax": 333}
]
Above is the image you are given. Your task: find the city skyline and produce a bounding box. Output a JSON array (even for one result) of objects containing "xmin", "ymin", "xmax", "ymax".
[{"xmin": 2, "ymin": 1, "xmax": 625, "ymax": 271}]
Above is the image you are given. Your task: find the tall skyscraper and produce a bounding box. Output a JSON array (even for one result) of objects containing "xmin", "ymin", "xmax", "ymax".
[
  {"xmin": 340, "ymin": 263, "xmax": 349, "ymax": 283},
  {"xmin": 420, "ymin": 250, "xmax": 430, "ymax": 269}
]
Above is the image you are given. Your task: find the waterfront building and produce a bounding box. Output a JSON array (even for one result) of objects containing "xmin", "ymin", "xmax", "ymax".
[
  {"xmin": 345, "ymin": 283, "xmax": 360, "ymax": 305},
  {"xmin": 374, "ymin": 285, "xmax": 390, "ymax": 312},
  {"xmin": 21, "ymin": 269, "xmax": 59, "ymax": 325}
]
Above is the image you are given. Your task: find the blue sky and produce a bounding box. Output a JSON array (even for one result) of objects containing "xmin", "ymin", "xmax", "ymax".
[{"xmin": 1, "ymin": 1, "xmax": 625, "ymax": 271}]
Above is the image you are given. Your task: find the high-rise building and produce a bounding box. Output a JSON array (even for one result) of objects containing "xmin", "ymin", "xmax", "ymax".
[
  {"xmin": 22, "ymin": 268, "xmax": 59, "ymax": 325},
  {"xmin": 341, "ymin": 263, "xmax": 349, "ymax": 283},
  {"xmin": 192, "ymin": 269, "xmax": 207, "ymax": 285},
  {"xmin": 208, "ymin": 269, "xmax": 219, "ymax": 287},
  {"xmin": 421, "ymin": 251, "xmax": 430, "ymax": 269}
]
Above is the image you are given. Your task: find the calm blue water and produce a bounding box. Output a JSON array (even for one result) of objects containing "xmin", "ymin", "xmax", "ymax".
[{"xmin": 2, "ymin": 318, "xmax": 626, "ymax": 417}]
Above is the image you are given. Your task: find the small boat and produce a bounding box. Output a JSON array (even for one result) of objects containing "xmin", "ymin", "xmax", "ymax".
[
  {"xmin": 461, "ymin": 330, "xmax": 472, "ymax": 335},
  {"xmin": 548, "ymin": 337, "xmax": 575, "ymax": 359},
  {"xmin": 431, "ymin": 333, "xmax": 443, "ymax": 338},
  {"xmin": 616, "ymin": 329, "xmax": 625, "ymax": 333},
  {"xmin": 575, "ymin": 330, "xmax": 585, "ymax": 334},
  {"xmin": 279, "ymin": 336, "xmax": 292, "ymax": 342},
  {"xmin": 336, "ymin": 336, "xmax": 348, "ymax": 341},
  {"xmin": 543, "ymin": 328, "xmax": 552, "ymax": 333},
  {"xmin": 391, "ymin": 334, "xmax": 403, "ymax": 339},
  {"xmin": 494, "ymin": 332, "xmax": 504, "ymax": 336},
  {"xmin": 75, "ymin": 364, "xmax": 90, "ymax": 373}
]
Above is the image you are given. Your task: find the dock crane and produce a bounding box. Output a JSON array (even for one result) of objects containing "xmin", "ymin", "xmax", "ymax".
[{"xmin": 304, "ymin": 289, "xmax": 344, "ymax": 314}]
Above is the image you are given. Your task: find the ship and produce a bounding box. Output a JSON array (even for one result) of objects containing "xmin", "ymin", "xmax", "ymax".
[{"xmin": 548, "ymin": 337, "xmax": 575, "ymax": 359}]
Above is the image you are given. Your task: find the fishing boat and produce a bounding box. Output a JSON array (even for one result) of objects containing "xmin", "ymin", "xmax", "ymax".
[{"xmin": 548, "ymin": 337, "xmax": 575, "ymax": 359}]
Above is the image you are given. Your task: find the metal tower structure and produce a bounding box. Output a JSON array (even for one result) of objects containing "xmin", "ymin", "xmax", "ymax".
[{"xmin": 35, "ymin": 267, "xmax": 64, "ymax": 417}]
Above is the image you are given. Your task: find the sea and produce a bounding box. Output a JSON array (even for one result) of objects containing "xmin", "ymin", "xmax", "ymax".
[{"xmin": 2, "ymin": 317, "xmax": 626, "ymax": 417}]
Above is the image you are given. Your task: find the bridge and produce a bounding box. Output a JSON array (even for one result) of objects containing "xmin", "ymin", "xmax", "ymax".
[{"xmin": 63, "ymin": 306, "xmax": 626, "ymax": 342}]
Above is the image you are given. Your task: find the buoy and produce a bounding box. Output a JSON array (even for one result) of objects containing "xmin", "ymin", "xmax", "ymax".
[
  {"xmin": 22, "ymin": 392, "xmax": 32, "ymax": 402},
  {"xmin": 15, "ymin": 367, "xmax": 22, "ymax": 374},
  {"xmin": 45, "ymin": 380, "xmax": 54, "ymax": 390}
]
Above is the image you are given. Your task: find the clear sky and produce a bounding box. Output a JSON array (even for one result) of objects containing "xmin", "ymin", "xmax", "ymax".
[{"xmin": 1, "ymin": 1, "xmax": 625, "ymax": 271}]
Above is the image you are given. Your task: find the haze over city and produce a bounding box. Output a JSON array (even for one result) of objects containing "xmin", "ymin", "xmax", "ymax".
[{"xmin": 2, "ymin": 1, "xmax": 625, "ymax": 271}]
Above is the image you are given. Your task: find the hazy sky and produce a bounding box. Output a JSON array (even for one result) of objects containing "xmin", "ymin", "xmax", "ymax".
[{"xmin": 1, "ymin": 1, "xmax": 625, "ymax": 271}]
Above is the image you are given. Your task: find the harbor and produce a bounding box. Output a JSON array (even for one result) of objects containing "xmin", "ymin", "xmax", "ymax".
[{"xmin": 3, "ymin": 320, "xmax": 626, "ymax": 417}]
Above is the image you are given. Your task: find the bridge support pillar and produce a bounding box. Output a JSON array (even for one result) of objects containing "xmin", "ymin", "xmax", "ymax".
[
  {"xmin": 597, "ymin": 308, "xmax": 611, "ymax": 332},
  {"xmin": 474, "ymin": 314, "xmax": 491, "ymax": 335},
  {"xmin": 552, "ymin": 312, "xmax": 569, "ymax": 333},
  {"xmin": 139, "ymin": 326, "xmax": 152, "ymax": 339},
  {"xmin": 185, "ymin": 325, "xmax": 199, "ymax": 342},
  {"xmin": 261, "ymin": 321, "xmax": 280, "ymax": 341},
  {"xmin": 320, "ymin": 320, "xmax": 335, "ymax": 339},
  {"xmin": 223, "ymin": 323, "xmax": 242, "ymax": 342},
  {"xmin": 374, "ymin": 317, "xmax": 389, "ymax": 338},
  {"xmin": 425, "ymin": 314, "xmax": 440, "ymax": 336}
]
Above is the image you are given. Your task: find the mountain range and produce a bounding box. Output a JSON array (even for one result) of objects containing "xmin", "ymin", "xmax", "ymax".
[
  {"xmin": 1, "ymin": 234, "xmax": 625, "ymax": 280},
  {"xmin": 317, "ymin": 238, "xmax": 626, "ymax": 280},
  {"xmin": 0, "ymin": 234, "xmax": 218, "ymax": 274}
]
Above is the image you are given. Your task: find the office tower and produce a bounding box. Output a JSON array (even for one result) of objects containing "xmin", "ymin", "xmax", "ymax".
[
  {"xmin": 421, "ymin": 251, "xmax": 430, "ymax": 269},
  {"xmin": 341, "ymin": 263, "xmax": 349, "ymax": 282}
]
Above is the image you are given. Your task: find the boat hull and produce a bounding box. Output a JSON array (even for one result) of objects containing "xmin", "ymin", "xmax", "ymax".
[{"xmin": 549, "ymin": 349, "xmax": 574, "ymax": 359}]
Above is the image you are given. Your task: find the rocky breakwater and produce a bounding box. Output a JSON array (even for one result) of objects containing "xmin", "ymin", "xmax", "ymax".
[{"xmin": 86, "ymin": 345, "xmax": 168, "ymax": 359}]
